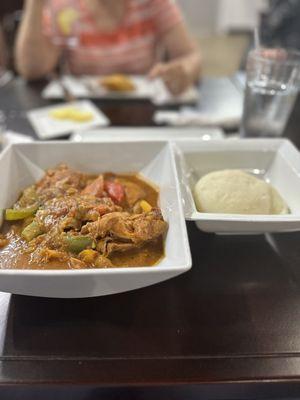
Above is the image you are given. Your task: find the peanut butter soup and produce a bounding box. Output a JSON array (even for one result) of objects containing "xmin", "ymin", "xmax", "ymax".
[{"xmin": 0, "ymin": 164, "xmax": 168, "ymax": 270}]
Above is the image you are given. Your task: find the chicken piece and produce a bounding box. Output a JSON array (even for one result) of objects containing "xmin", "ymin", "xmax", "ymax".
[
  {"xmin": 36, "ymin": 248, "xmax": 69, "ymax": 263},
  {"xmin": 35, "ymin": 194, "xmax": 121, "ymax": 233},
  {"xmin": 106, "ymin": 242, "xmax": 135, "ymax": 254},
  {"xmin": 75, "ymin": 195, "xmax": 122, "ymax": 221},
  {"xmin": 81, "ymin": 175, "xmax": 104, "ymax": 197},
  {"xmin": 69, "ymin": 257, "xmax": 86, "ymax": 269},
  {"xmin": 96, "ymin": 237, "xmax": 133, "ymax": 255},
  {"xmin": 96, "ymin": 237, "xmax": 111, "ymax": 254},
  {"xmin": 81, "ymin": 211, "xmax": 130, "ymax": 239},
  {"xmin": 35, "ymin": 197, "xmax": 71, "ymax": 230},
  {"xmin": 36, "ymin": 186, "xmax": 79, "ymax": 202},
  {"xmin": 27, "ymin": 225, "xmax": 67, "ymax": 262},
  {"xmin": 82, "ymin": 210, "xmax": 168, "ymax": 256},
  {"xmin": 129, "ymin": 210, "xmax": 167, "ymax": 243},
  {"xmin": 119, "ymin": 180, "xmax": 146, "ymax": 207},
  {"xmin": 36, "ymin": 164, "xmax": 88, "ymax": 194}
]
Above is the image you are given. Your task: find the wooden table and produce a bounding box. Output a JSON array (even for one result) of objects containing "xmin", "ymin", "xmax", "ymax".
[{"xmin": 0, "ymin": 79, "xmax": 300, "ymax": 400}]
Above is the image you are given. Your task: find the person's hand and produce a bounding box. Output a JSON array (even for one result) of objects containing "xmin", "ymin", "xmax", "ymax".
[{"xmin": 148, "ymin": 60, "xmax": 193, "ymax": 95}]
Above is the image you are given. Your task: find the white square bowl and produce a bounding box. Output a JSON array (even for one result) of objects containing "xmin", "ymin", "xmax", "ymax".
[
  {"xmin": 0, "ymin": 141, "xmax": 191, "ymax": 298},
  {"xmin": 174, "ymin": 138, "xmax": 300, "ymax": 234}
]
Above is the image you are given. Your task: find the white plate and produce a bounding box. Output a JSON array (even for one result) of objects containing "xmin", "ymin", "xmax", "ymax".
[
  {"xmin": 174, "ymin": 138, "xmax": 300, "ymax": 234},
  {"xmin": 27, "ymin": 100, "xmax": 110, "ymax": 139},
  {"xmin": 0, "ymin": 141, "xmax": 191, "ymax": 298},
  {"xmin": 42, "ymin": 75, "xmax": 199, "ymax": 105},
  {"xmin": 70, "ymin": 127, "xmax": 224, "ymax": 143}
]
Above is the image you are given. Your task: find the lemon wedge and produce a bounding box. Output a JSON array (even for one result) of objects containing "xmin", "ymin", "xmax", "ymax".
[
  {"xmin": 49, "ymin": 107, "xmax": 94, "ymax": 122},
  {"xmin": 49, "ymin": 108, "xmax": 72, "ymax": 120},
  {"xmin": 67, "ymin": 109, "xmax": 94, "ymax": 122}
]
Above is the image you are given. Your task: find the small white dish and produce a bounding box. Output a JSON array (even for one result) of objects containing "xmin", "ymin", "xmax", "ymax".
[
  {"xmin": 27, "ymin": 100, "xmax": 110, "ymax": 139},
  {"xmin": 0, "ymin": 141, "xmax": 191, "ymax": 298},
  {"xmin": 174, "ymin": 138, "xmax": 300, "ymax": 234},
  {"xmin": 70, "ymin": 127, "xmax": 224, "ymax": 143}
]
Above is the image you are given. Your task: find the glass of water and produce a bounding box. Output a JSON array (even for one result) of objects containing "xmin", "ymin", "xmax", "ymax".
[{"xmin": 240, "ymin": 48, "xmax": 300, "ymax": 138}]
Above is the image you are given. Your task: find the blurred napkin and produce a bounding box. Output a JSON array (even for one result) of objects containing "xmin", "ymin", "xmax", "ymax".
[
  {"xmin": 154, "ymin": 107, "xmax": 242, "ymax": 129},
  {"xmin": 154, "ymin": 76, "xmax": 244, "ymax": 129},
  {"xmin": 1, "ymin": 131, "xmax": 33, "ymax": 149}
]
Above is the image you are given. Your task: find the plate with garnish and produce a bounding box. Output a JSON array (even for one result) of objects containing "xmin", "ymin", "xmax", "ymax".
[{"xmin": 27, "ymin": 100, "xmax": 109, "ymax": 139}]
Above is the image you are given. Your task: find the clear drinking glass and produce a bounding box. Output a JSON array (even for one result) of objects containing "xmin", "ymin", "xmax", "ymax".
[{"xmin": 240, "ymin": 48, "xmax": 300, "ymax": 137}]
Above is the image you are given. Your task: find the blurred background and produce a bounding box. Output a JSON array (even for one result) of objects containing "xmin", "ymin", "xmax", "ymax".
[
  {"xmin": 178, "ymin": 0, "xmax": 267, "ymax": 76},
  {"xmin": 0, "ymin": 0, "xmax": 270, "ymax": 75}
]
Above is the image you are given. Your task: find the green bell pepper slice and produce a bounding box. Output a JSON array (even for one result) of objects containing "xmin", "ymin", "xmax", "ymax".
[
  {"xmin": 65, "ymin": 235, "xmax": 93, "ymax": 254},
  {"xmin": 5, "ymin": 205, "xmax": 38, "ymax": 221},
  {"xmin": 21, "ymin": 221, "xmax": 43, "ymax": 242}
]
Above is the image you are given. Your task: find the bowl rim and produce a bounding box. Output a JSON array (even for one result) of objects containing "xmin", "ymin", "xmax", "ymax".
[{"xmin": 0, "ymin": 263, "xmax": 192, "ymax": 276}]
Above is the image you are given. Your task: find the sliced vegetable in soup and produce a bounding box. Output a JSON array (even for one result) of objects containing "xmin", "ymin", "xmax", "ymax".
[{"xmin": 0, "ymin": 164, "xmax": 168, "ymax": 269}]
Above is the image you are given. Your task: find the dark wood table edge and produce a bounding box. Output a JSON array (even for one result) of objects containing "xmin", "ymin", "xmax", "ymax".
[
  {"xmin": 0, "ymin": 375, "xmax": 300, "ymax": 400},
  {"xmin": 0, "ymin": 355, "xmax": 300, "ymax": 386}
]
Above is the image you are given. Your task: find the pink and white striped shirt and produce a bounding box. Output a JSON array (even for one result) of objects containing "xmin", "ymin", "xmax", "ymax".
[{"xmin": 43, "ymin": 0, "xmax": 183, "ymax": 75}]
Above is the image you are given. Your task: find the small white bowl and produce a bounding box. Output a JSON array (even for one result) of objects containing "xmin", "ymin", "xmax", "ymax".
[
  {"xmin": 0, "ymin": 141, "xmax": 191, "ymax": 298},
  {"xmin": 174, "ymin": 138, "xmax": 300, "ymax": 234}
]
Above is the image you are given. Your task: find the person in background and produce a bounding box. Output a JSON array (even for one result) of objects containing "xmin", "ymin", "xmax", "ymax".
[{"xmin": 15, "ymin": 0, "xmax": 201, "ymax": 95}]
